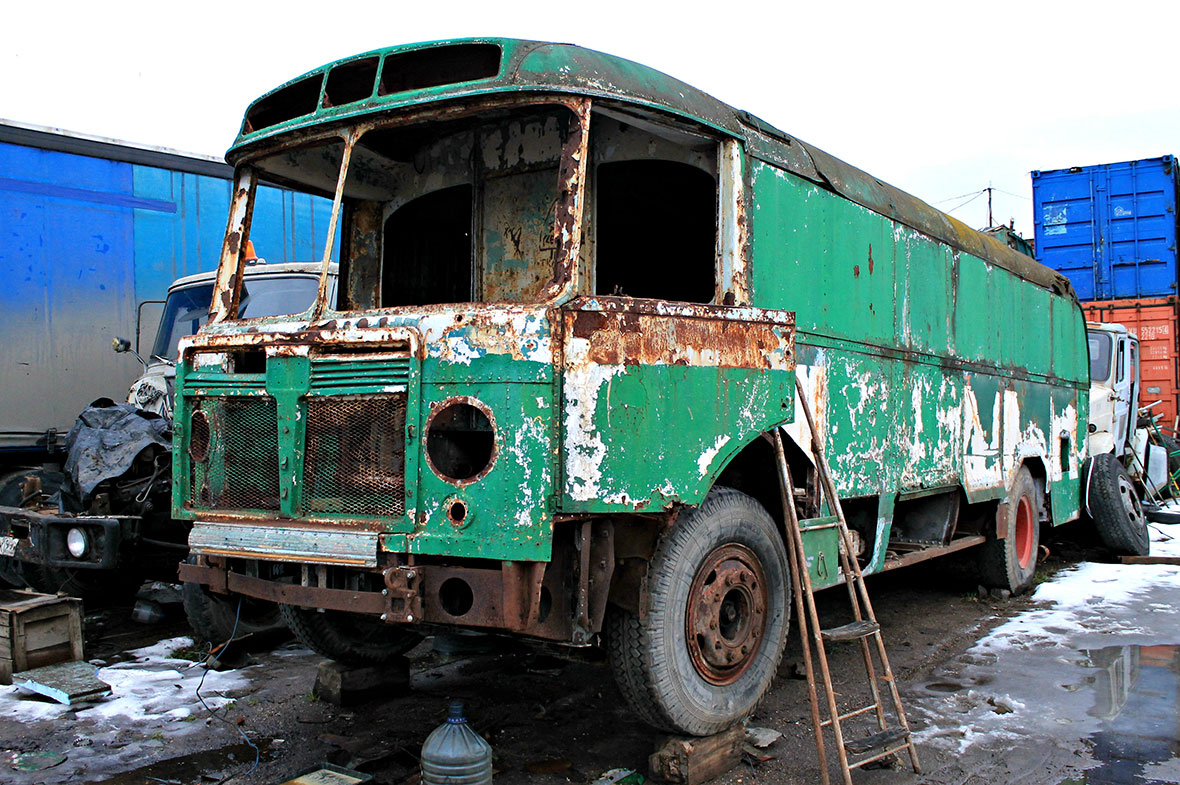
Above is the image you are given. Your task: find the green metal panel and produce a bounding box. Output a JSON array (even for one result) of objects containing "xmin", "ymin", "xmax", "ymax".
[
  {"xmin": 799, "ymin": 517, "xmax": 842, "ymax": 590},
  {"xmin": 409, "ymin": 381, "xmax": 555, "ymax": 561},
  {"xmin": 748, "ymin": 158, "xmax": 1090, "ymax": 535},
  {"xmin": 818, "ymin": 347, "xmax": 892, "ymax": 499},
  {"xmin": 559, "ymin": 364, "xmax": 795, "ymax": 512}
]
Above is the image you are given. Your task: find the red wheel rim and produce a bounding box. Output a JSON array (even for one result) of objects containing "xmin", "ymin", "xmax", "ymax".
[
  {"xmin": 1015, "ymin": 494, "xmax": 1035, "ymax": 569},
  {"xmin": 685, "ymin": 544, "xmax": 769, "ymax": 685}
]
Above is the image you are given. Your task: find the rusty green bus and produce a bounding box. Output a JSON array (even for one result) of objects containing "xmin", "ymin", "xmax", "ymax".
[{"xmin": 176, "ymin": 39, "xmax": 1089, "ymax": 736}]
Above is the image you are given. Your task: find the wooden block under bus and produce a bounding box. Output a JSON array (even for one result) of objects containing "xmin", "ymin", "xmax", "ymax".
[{"xmin": 649, "ymin": 724, "xmax": 745, "ymax": 784}]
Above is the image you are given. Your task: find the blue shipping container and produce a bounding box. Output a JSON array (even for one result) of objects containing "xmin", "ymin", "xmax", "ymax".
[
  {"xmin": 1032, "ymin": 156, "xmax": 1180, "ymax": 301},
  {"xmin": 0, "ymin": 121, "xmax": 337, "ymax": 455}
]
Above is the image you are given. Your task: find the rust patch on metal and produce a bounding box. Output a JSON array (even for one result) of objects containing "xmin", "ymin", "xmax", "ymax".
[
  {"xmin": 563, "ymin": 297, "xmax": 795, "ymax": 370},
  {"xmin": 502, "ymin": 560, "xmax": 546, "ymax": 631},
  {"xmin": 544, "ymin": 97, "xmax": 590, "ymax": 300}
]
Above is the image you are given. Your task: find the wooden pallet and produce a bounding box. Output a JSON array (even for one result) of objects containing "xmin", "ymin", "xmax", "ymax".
[{"xmin": 0, "ymin": 589, "xmax": 83, "ymax": 684}]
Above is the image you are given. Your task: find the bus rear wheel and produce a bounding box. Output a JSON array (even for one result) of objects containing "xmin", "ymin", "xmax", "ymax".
[
  {"xmin": 978, "ymin": 467, "xmax": 1040, "ymax": 593},
  {"xmin": 605, "ymin": 486, "xmax": 789, "ymax": 736}
]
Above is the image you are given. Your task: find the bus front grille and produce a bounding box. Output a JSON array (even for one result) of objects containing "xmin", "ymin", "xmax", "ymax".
[{"xmin": 302, "ymin": 394, "xmax": 407, "ymax": 517}]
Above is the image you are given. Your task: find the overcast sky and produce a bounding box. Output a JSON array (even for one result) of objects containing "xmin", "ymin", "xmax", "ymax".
[{"xmin": 3, "ymin": 1, "xmax": 1176, "ymax": 238}]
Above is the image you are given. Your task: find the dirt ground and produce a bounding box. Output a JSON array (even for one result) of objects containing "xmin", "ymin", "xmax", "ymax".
[{"xmin": 0, "ymin": 524, "xmax": 1116, "ymax": 785}]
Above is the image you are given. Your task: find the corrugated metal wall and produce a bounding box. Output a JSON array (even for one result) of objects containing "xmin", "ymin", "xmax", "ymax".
[{"xmin": 0, "ymin": 137, "xmax": 336, "ymax": 452}]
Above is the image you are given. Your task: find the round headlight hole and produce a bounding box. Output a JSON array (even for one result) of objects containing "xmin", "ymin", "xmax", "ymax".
[{"xmin": 425, "ymin": 400, "xmax": 496, "ymax": 484}]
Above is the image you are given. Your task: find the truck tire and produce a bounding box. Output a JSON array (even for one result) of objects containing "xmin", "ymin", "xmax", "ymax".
[
  {"xmin": 1089, "ymin": 453, "xmax": 1150, "ymax": 556},
  {"xmin": 182, "ymin": 578, "xmax": 286, "ymax": 644},
  {"xmin": 605, "ymin": 486, "xmax": 790, "ymax": 736},
  {"xmin": 279, "ymin": 604, "xmax": 422, "ymax": 666},
  {"xmin": 978, "ymin": 467, "xmax": 1040, "ymax": 593}
]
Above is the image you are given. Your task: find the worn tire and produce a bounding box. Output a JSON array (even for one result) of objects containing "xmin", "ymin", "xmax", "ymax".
[
  {"xmin": 605, "ymin": 486, "xmax": 790, "ymax": 736},
  {"xmin": 978, "ymin": 467, "xmax": 1040, "ymax": 593},
  {"xmin": 1090, "ymin": 453, "xmax": 1150, "ymax": 556},
  {"xmin": 182, "ymin": 579, "xmax": 286, "ymax": 644},
  {"xmin": 279, "ymin": 604, "xmax": 422, "ymax": 666}
]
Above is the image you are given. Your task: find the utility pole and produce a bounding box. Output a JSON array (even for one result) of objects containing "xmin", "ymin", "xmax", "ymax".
[{"xmin": 985, "ymin": 185, "xmax": 994, "ymax": 228}]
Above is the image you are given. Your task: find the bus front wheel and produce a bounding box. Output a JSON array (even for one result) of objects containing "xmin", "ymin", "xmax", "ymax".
[
  {"xmin": 279, "ymin": 604, "xmax": 422, "ymax": 666},
  {"xmin": 606, "ymin": 486, "xmax": 790, "ymax": 736}
]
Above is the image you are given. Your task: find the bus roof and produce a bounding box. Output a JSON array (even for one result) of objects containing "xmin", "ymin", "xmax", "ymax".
[{"xmin": 230, "ymin": 38, "xmax": 1075, "ymax": 299}]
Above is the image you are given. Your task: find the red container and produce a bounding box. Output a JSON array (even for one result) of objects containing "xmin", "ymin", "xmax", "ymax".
[{"xmin": 1084, "ymin": 297, "xmax": 1180, "ymax": 433}]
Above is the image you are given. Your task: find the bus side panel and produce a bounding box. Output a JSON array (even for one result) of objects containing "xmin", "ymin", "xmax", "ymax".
[
  {"xmin": 818, "ymin": 349, "xmax": 893, "ymax": 498},
  {"xmin": 748, "ymin": 159, "xmax": 1085, "ymax": 529}
]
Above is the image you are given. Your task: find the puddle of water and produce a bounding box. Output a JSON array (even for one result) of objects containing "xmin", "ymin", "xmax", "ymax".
[
  {"xmin": 1064, "ymin": 643, "xmax": 1180, "ymax": 785},
  {"xmin": 925, "ymin": 682, "xmax": 966, "ymax": 693}
]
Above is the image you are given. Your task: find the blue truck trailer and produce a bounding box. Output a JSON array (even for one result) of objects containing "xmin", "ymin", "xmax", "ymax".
[
  {"xmin": 1032, "ymin": 156, "xmax": 1180, "ymax": 301},
  {"xmin": 0, "ymin": 120, "xmax": 335, "ymax": 462}
]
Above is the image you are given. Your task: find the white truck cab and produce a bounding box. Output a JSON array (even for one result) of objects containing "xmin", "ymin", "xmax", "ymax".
[
  {"xmin": 1086, "ymin": 322, "xmax": 1139, "ymax": 458},
  {"xmin": 129, "ymin": 261, "xmax": 339, "ymax": 417}
]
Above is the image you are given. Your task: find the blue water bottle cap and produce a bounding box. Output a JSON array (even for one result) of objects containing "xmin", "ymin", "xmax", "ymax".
[{"xmin": 447, "ymin": 700, "xmax": 466, "ymax": 723}]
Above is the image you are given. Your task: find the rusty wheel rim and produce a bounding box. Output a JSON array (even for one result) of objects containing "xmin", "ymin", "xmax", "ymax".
[
  {"xmin": 686, "ymin": 543, "xmax": 769, "ymax": 685},
  {"xmin": 1015, "ymin": 494, "xmax": 1035, "ymax": 569}
]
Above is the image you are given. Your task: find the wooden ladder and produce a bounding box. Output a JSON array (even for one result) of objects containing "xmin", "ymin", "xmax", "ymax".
[{"xmin": 769, "ymin": 378, "xmax": 921, "ymax": 785}]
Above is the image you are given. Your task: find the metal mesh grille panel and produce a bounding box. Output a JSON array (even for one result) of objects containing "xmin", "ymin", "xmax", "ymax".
[
  {"xmin": 189, "ymin": 396, "xmax": 280, "ymax": 511},
  {"xmin": 303, "ymin": 395, "xmax": 406, "ymax": 516}
]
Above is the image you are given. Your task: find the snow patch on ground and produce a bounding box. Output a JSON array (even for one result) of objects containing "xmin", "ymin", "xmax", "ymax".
[
  {"xmin": 0, "ymin": 635, "xmax": 249, "ymax": 728},
  {"xmin": 913, "ymin": 522, "xmax": 1180, "ymax": 756}
]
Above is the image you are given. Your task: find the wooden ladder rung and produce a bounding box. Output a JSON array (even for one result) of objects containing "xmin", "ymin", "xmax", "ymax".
[
  {"xmin": 820, "ymin": 620, "xmax": 879, "ymax": 642},
  {"xmin": 843, "ymin": 727, "xmax": 910, "ymax": 756}
]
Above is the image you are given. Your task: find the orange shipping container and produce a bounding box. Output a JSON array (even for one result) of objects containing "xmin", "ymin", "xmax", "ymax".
[{"xmin": 1084, "ymin": 297, "xmax": 1180, "ymax": 433}]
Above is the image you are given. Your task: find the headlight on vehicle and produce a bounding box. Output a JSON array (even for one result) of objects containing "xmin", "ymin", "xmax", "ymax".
[{"xmin": 66, "ymin": 527, "xmax": 89, "ymax": 558}]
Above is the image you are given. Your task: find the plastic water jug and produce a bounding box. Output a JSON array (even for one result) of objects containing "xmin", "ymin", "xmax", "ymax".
[{"xmin": 421, "ymin": 700, "xmax": 493, "ymax": 785}]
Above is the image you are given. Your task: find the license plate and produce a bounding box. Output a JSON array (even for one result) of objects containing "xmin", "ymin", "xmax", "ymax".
[{"xmin": 0, "ymin": 536, "xmax": 17, "ymax": 557}]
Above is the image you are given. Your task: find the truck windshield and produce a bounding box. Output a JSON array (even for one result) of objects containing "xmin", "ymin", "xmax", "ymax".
[
  {"xmin": 1088, "ymin": 330, "xmax": 1113, "ymax": 382},
  {"xmin": 151, "ymin": 275, "xmax": 320, "ymax": 360}
]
